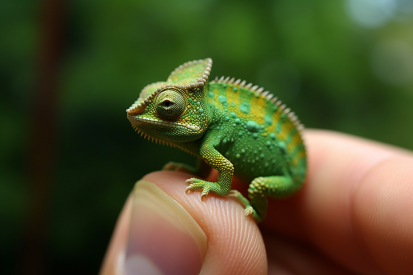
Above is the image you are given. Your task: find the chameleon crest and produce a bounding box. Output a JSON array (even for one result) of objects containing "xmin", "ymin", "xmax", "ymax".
[{"xmin": 127, "ymin": 58, "xmax": 307, "ymax": 222}]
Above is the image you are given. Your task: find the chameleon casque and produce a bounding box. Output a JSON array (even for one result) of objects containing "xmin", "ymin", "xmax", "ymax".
[{"xmin": 126, "ymin": 58, "xmax": 306, "ymax": 222}]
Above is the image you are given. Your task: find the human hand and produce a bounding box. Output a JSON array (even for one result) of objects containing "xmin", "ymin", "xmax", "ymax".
[{"xmin": 100, "ymin": 130, "xmax": 413, "ymax": 275}]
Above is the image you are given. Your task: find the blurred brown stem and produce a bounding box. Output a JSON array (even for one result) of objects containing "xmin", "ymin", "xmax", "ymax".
[{"xmin": 22, "ymin": 0, "xmax": 63, "ymax": 274}]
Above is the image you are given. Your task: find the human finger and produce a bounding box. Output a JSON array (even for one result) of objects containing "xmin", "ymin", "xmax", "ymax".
[
  {"xmin": 262, "ymin": 130, "xmax": 413, "ymax": 274},
  {"xmin": 100, "ymin": 171, "xmax": 267, "ymax": 275}
]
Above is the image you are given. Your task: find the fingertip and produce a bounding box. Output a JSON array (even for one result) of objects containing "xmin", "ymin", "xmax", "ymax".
[
  {"xmin": 144, "ymin": 171, "xmax": 268, "ymax": 275},
  {"xmin": 100, "ymin": 195, "xmax": 132, "ymax": 275},
  {"xmin": 100, "ymin": 179, "xmax": 207, "ymax": 275},
  {"xmin": 101, "ymin": 171, "xmax": 268, "ymax": 275}
]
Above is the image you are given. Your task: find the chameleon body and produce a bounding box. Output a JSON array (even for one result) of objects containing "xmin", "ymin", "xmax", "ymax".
[{"xmin": 126, "ymin": 58, "xmax": 306, "ymax": 222}]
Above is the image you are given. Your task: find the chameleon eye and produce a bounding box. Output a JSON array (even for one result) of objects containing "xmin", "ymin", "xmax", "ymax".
[
  {"xmin": 162, "ymin": 100, "xmax": 172, "ymax": 107},
  {"xmin": 155, "ymin": 90, "xmax": 186, "ymax": 119}
]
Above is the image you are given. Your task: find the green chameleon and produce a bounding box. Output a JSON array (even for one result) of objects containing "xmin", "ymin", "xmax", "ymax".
[{"xmin": 126, "ymin": 58, "xmax": 306, "ymax": 222}]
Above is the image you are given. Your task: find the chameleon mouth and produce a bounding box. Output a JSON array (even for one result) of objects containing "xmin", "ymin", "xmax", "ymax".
[{"xmin": 127, "ymin": 114, "xmax": 200, "ymax": 132}]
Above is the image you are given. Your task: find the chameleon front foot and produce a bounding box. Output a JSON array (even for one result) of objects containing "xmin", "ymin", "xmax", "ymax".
[
  {"xmin": 163, "ymin": 161, "xmax": 197, "ymax": 174},
  {"xmin": 185, "ymin": 178, "xmax": 228, "ymax": 201},
  {"xmin": 185, "ymin": 178, "xmax": 211, "ymax": 200}
]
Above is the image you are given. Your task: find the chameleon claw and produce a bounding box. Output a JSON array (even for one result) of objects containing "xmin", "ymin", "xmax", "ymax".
[
  {"xmin": 185, "ymin": 186, "xmax": 192, "ymax": 193},
  {"xmin": 201, "ymin": 192, "xmax": 208, "ymax": 201},
  {"xmin": 185, "ymin": 178, "xmax": 196, "ymax": 184},
  {"xmin": 245, "ymin": 207, "xmax": 254, "ymax": 217},
  {"xmin": 228, "ymin": 190, "xmax": 240, "ymax": 197}
]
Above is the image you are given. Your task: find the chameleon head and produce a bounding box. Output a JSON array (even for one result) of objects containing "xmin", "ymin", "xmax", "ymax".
[
  {"xmin": 127, "ymin": 85, "xmax": 209, "ymax": 143},
  {"xmin": 126, "ymin": 58, "xmax": 212, "ymax": 143}
]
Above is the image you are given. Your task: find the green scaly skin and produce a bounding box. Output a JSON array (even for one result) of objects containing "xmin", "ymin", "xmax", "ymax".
[{"xmin": 126, "ymin": 58, "xmax": 307, "ymax": 222}]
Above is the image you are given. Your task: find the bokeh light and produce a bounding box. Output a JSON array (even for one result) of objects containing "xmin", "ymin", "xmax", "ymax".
[
  {"xmin": 371, "ymin": 39, "xmax": 413, "ymax": 86},
  {"xmin": 346, "ymin": 0, "xmax": 413, "ymax": 28}
]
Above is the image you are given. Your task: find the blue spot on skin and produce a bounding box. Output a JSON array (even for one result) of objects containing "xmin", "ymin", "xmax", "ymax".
[
  {"xmin": 286, "ymin": 127, "xmax": 297, "ymax": 144},
  {"xmin": 208, "ymin": 92, "xmax": 215, "ymax": 98},
  {"xmin": 246, "ymin": 121, "xmax": 260, "ymax": 132},
  {"xmin": 269, "ymin": 133, "xmax": 276, "ymax": 139},
  {"xmin": 230, "ymin": 112, "xmax": 237, "ymax": 118},
  {"xmin": 219, "ymin": 95, "xmax": 228, "ymax": 105},
  {"xmin": 276, "ymin": 121, "xmax": 282, "ymax": 133},
  {"xmin": 198, "ymin": 108, "xmax": 203, "ymax": 113},
  {"xmin": 188, "ymin": 98, "xmax": 194, "ymax": 103},
  {"xmin": 233, "ymin": 87, "xmax": 238, "ymax": 92},
  {"xmin": 234, "ymin": 118, "xmax": 241, "ymax": 124},
  {"xmin": 225, "ymin": 116, "xmax": 229, "ymax": 121},
  {"xmin": 264, "ymin": 114, "xmax": 273, "ymax": 125},
  {"xmin": 253, "ymin": 133, "xmax": 258, "ymax": 138},
  {"xmin": 239, "ymin": 102, "xmax": 251, "ymax": 114},
  {"xmin": 278, "ymin": 141, "xmax": 287, "ymax": 153}
]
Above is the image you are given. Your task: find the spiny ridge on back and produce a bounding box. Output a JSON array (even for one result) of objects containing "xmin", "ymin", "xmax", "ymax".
[{"xmin": 210, "ymin": 76, "xmax": 303, "ymax": 132}]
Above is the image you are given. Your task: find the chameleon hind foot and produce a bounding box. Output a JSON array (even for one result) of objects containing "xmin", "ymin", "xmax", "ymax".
[
  {"xmin": 244, "ymin": 206, "xmax": 254, "ymax": 217},
  {"xmin": 228, "ymin": 190, "xmax": 262, "ymax": 222},
  {"xmin": 244, "ymin": 206, "xmax": 262, "ymax": 222}
]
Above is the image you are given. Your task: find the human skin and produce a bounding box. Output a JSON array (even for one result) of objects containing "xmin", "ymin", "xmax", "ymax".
[{"xmin": 100, "ymin": 130, "xmax": 413, "ymax": 275}]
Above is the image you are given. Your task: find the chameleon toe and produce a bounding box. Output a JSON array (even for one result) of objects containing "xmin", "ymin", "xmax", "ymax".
[
  {"xmin": 185, "ymin": 178, "xmax": 196, "ymax": 184},
  {"xmin": 200, "ymin": 192, "xmax": 208, "ymax": 201},
  {"xmin": 245, "ymin": 207, "xmax": 254, "ymax": 217}
]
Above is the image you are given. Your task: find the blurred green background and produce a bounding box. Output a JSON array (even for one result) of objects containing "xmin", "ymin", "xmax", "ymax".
[{"xmin": 2, "ymin": 0, "xmax": 413, "ymax": 274}]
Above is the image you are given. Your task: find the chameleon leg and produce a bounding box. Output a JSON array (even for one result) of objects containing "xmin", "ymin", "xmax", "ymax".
[
  {"xmin": 186, "ymin": 143, "xmax": 234, "ymax": 200},
  {"xmin": 163, "ymin": 157, "xmax": 211, "ymax": 178},
  {"xmin": 245, "ymin": 176, "xmax": 295, "ymax": 222}
]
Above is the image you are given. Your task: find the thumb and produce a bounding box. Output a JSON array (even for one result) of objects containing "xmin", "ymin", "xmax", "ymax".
[{"xmin": 100, "ymin": 171, "xmax": 267, "ymax": 275}]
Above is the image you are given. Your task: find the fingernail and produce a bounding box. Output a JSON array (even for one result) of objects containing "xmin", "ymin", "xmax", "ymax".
[{"xmin": 121, "ymin": 180, "xmax": 207, "ymax": 275}]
